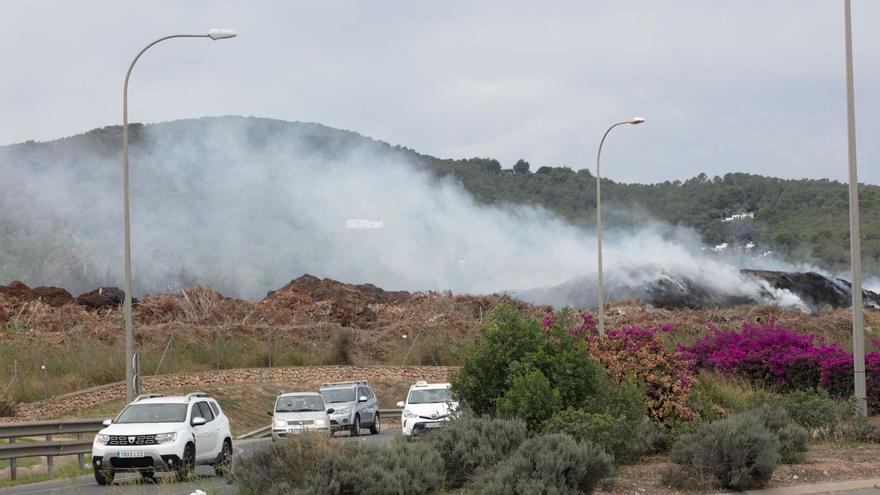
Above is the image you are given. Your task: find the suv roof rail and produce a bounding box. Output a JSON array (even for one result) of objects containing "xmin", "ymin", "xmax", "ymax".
[
  {"xmin": 133, "ymin": 393, "xmax": 163, "ymax": 402},
  {"xmin": 319, "ymin": 380, "xmax": 368, "ymax": 388},
  {"xmin": 185, "ymin": 392, "xmax": 210, "ymax": 402}
]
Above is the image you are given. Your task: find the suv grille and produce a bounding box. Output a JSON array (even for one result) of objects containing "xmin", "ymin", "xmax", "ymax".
[
  {"xmin": 107, "ymin": 435, "xmax": 159, "ymax": 446},
  {"xmin": 110, "ymin": 457, "xmax": 153, "ymax": 468},
  {"xmin": 287, "ymin": 419, "xmax": 315, "ymax": 426}
]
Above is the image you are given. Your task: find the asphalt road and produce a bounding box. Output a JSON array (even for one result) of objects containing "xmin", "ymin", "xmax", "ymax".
[{"xmin": 0, "ymin": 429, "xmax": 398, "ymax": 495}]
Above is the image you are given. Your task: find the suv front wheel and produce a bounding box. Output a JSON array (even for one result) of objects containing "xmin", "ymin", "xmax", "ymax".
[
  {"xmin": 369, "ymin": 413, "xmax": 380, "ymax": 434},
  {"xmin": 351, "ymin": 415, "xmax": 361, "ymax": 436},
  {"xmin": 176, "ymin": 443, "xmax": 195, "ymax": 482},
  {"xmin": 93, "ymin": 466, "xmax": 114, "ymax": 486}
]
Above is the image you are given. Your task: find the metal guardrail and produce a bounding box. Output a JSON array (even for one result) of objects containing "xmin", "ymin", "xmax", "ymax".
[
  {"xmin": 0, "ymin": 418, "xmax": 103, "ymax": 481},
  {"xmin": 239, "ymin": 409, "xmax": 403, "ymax": 440}
]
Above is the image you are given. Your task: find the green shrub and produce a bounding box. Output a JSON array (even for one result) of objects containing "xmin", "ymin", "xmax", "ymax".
[
  {"xmin": 451, "ymin": 305, "xmax": 545, "ymax": 415},
  {"xmin": 231, "ymin": 432, "xmax": 331, "ymax": 495},
  {"xmin": 478, "ymin": 433, "xmax": 614, "ymax": 495},
  {"xmin": 497, "ymin": 367, "xmax": 562, "ymax": 429},
  {"xmin": 428, "ymin": 414, "xmax": 528, "ymax": 488},
  {"xmin": 782, "ymin": 390, "xmax": 846, "ymax": 437},
  {"xmin": 298, "ymin": 440, "xmax": 443, "ymax": 495},
  {"xmin": 746, "ymin": 404, "xmax": 809, "ymax": 464},
  {"xmin": 688, "ymin": 373, "xmax": 761, "ymax": 422},
  {"xmin": 542, "ymin": 408, "xmax": 645, "ymax": 463},
  {"xmin": 666, "ymin": 413, "xmax": 780, "ymax": 490},
  {"xmin": 326, "ymin": 328, "xmax": 353, "ymax": 365}
]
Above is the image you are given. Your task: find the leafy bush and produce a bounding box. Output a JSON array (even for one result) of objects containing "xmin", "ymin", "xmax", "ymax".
[
  {"xmin": 744, "ymin": 403, "xmax": 809, "ymax": 464},
  {"xmin": 478, "ymin": 433, "xmax": 614, "ymax": 495},
  {"xmin": 542, "ymin": 409, "xmax": 640, "ymax": 463},
  {"xmin": 326, "ymin": 327, "xmax": 353, "ymax": 365},
  {"xmin": 427, "ymin": 414, "xmax": 528, "ymax": 488},
  {"xmin": 782, "ymin": 389, "xmax": 847, "ymax": 438},
  {"xmin": 818, "ymin": 350, "xmax": 880, "ymax": 414},
  {"xmin": 580, "ymin": 321, "xmax": 695, "ymax": 426},
  {"xmin": 451, "ymin": 305, "xmax": 545, "ymax": 415},
  {"xmin": 231, "ymin": 433, "xmax": 331, "ymax": 495},
  {"xmin": 666, "ymin": 413, "xmax": 780, "ymax": 490},
  {"xmin": 688, "ymin": 373, "xmax": 766, "ymax": 422},
  {"xmin": 297, "ymin": 440, "xmax": 443, "ymax": 495},
  {"xmin": 453, "ymin": 305, "xmax": 642, "ymax": 432},
  {"xmin": 497, "ymin": 367, "xmax": 562, "ymax": 429}
]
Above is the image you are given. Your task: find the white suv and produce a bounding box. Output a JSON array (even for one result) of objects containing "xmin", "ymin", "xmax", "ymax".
[
  {"xmin": 91, "ymin": 392, "xmax": 233, "ymax": 485},
  {"xmin": 397, "ymin": 381, "xmax": 458, "ymax": 437}
]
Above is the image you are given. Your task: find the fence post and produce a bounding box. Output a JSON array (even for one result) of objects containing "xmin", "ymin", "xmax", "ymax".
[
  {"xmin": 46, "ymin": 433, "xmax": 53, "ymax": 479},
  {"xmin": 77, "ymin": 432, "xmax": 85, "ymax": 471},
  {"xmin": 9, "ymin": 436, "xmax": 16, "ymax": 481},
  {"xmin": 42, "ymin": 362, "xmax": 48, "ymax": 400}
]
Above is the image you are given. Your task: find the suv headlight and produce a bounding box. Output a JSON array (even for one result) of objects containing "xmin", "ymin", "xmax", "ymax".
[
  {"xmin": 95, "ymin": 434, "xmax": 110, "ymax": 445},
  {"xmin": 274, "ymin": 419, "xmax": 288, "ymax": 429},
  {"xmin": 403, "ymin": 409, "xmax": 418, "ymax": 419},
  {"xmin": 333, "ymin": 407, "xmax": 351, "ymax": 416},
  {"xmin": 314, "ymin": 418, "xmax": 325, "ymax": 426},
  {"xmin": 154, "ymin": 432, "xmax": 177, "ymax": 444}
]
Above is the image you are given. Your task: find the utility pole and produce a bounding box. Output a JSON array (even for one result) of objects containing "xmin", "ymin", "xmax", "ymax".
[{"xmin": 843, "ymin": 0, "xmax": 867, "ymax": 416}]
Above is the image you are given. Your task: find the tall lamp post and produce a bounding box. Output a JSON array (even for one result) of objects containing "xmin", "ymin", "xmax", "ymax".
[
  {"xmin": 122, "ymin": 29, "xmax": 237, "ymax": 402},
  {"xmin": 843, "ymin": 0, "xmax": 867, "ymax": 416},
  {"xmin": 595, "ymin": 117, "xmax": 645, "ymax": 336}
]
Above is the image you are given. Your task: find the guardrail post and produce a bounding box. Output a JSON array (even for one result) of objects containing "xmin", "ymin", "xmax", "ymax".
[
  {"xmin": 76, "ymin": 432, "xmax": 85, "ymax": 470},
  {"xmin": 9, "ymin": 436, "xmax": 15, "ymax": 481},
  {"xmin": 46, "ymin": 433, "xmax": 53, "ymax": 479}
]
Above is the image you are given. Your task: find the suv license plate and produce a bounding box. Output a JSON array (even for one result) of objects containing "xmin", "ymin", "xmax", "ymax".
[
  {"xmin": 425, "ymin": 422, "xmax": 443, "ymax": 429},
  {"xmin": 118, "ymin": 451, "xmax": 145, "ymax": 458}
]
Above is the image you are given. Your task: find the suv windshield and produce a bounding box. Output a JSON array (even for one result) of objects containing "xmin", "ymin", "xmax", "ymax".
[
  {"xmin": 408, "ymin": 388, "xmax": 452, "ymax": 404},
  {"xmin": 116, "ymin": 403, "xmax": 187, "ymax": 423},
  {"xmin": 276, "ymin": 396, "xmax": 325, "ymax": 412},
  {"xmin": 321, "ymin": 388, "xmax": 355, "ymax": 403}
]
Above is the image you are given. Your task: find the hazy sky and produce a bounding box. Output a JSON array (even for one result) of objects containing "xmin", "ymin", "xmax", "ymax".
[{"xmin": 1, "ymin": 1, "xmax": 878, "ymax": 184}]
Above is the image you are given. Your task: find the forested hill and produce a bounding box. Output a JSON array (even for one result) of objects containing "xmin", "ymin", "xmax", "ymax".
[
  {"xmin": 2, "ymin": 116, "xmax": 879, "ymax": 292},
  {"xmin": 415, "ymin": 159, "xmax": 880, "ymax": 274}
]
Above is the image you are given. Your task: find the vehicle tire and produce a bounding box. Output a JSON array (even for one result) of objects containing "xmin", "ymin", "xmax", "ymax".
[
  {"xmin": 175, "ymin": 443, "xmax": 195, "ymax": 482},
  {"xmin": 369, "ymin": 413, "xmax": 380, "ymax": 434},
  {"xmin": 214, "ymin": 439, "xmax": 232, "ymax": 476},
  {"xmin": 351, "ymin": 415, "xmax": 361, "ymax": 437},
  {"xmin": 94, "ymin": 466, "xmax": 114, "ymax": 486}
]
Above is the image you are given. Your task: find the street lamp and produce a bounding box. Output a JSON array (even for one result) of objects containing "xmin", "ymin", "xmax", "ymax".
[
  {"xmin": 842, "ymin": 0, "xmax": 867, "ymax": 417},
  {"xmin": 595, "ymin": 117, "xmax": 645, "ymax": 336},
  {"xmin": 122, "ymin": 29, "xmax": 237, "ymax": 402}
]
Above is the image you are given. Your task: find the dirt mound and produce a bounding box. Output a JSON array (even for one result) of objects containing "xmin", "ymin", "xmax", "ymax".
[
  {"xmin": 260, "ymin": 274, "xmax": 413, "ymax": 327},
  {"xmin": 75, "ymin": 287, "xmax": 125, "ymax": 309},
  {"xmin": 0, "ymin": 281, "xmax": 74, "ymax": 307}
]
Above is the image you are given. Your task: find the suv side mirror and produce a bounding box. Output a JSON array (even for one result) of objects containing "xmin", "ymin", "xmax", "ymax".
[
  {"xmin": 326, "ymin": 408, "xmax": 335, "ymax": 415},
  {"xmin": 102, "ymin": 419, "xmax": 113, "ymax": 427},
  {"xmin": 358, "ymin": 396, "xmax": 368, "ymax": 403},
  {"xmin": 395, "ymin": 401, "xmax": 404, "ymax": 408},
  {"xmin": 191, "ymin": 416, "xmax": 207, "ymax": 427}
]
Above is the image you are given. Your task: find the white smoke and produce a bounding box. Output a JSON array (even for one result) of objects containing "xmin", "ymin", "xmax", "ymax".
[{"xmin": 0, "ymin": 116, "xmax": 852, "ymax": 308}]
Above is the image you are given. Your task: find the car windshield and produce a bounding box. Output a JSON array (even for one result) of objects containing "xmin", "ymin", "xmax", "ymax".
[
  {"xmin": 276, "ymin": 396, "xmax": 325, "ymax": 412},
  {"xmin": 115, "ymin": 404, "xmax": 187, "ymax": 424},
  {"xmin": 407, "ymin": 388, "xmax": 452, "ymax": 404},
  {"xmin": 321, "ymin": 388, "xmax": 355, "ymax": 403}
]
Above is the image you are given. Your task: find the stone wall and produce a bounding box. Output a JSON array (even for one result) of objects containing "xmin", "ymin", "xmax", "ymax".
[{"xmin": 8, "ymin": 365, "xmax": 457, "ymax": 421}]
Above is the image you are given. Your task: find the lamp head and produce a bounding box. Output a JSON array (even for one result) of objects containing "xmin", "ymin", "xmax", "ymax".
[
  {"xmin": 629, "ymin": 116, "xmax": 646, "ymax": 125},
  {"xmin": 207, "ymin": 28, "xmax": 237, "ymax": 40}
]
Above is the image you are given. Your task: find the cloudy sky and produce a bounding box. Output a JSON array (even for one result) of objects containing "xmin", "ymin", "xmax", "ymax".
[{"xmin": 1, "ymin": 1, "xmax": 878, "ymax": 184}]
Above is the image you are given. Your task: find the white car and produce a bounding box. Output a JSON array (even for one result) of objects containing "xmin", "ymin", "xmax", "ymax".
[
  {"xmin": 270, "ymin": 392, "xmax": 331, "ymax": 440},
  {"xmin": 397, "ymin": 381, "xmax": 458, "ymax": 437},
  {"xmin": 91, "ymin": 392, "xmax": 232, "ymax": 485}
]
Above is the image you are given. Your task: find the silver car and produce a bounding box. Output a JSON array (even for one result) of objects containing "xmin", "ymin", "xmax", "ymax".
[
  {"xmin": 269, "ymin": 392, "xmax": 331, "ymax": 440},
  {"xmin": 319, "ymin": 381, "xmax": 380, "ymax": 437}
]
